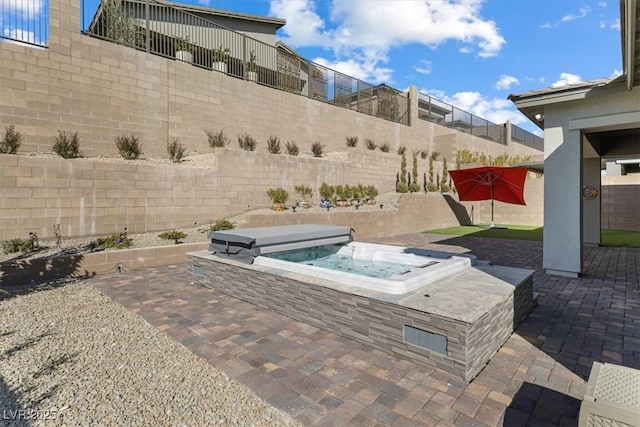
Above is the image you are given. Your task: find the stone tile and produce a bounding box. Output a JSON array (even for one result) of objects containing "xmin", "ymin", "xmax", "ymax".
[{"xmin": 86, "ymin": 234, "xmax": 640, "ymax": 427}]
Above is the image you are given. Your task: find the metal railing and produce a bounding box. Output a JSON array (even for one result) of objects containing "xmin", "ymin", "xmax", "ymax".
[
  {"xmin": 81, "ymin": 0, "xmax": 410, "ymax": 125},
  {"xmin": 417, "ymin": 92, "xmax": 506, "ymax": 144},
  {"xmin": 511, "ymin": 123, "xmax": 544, "ymax": 151},
  {"xmin": 0, "ymin": 0, "xmax": 49, "ymax": 47}
]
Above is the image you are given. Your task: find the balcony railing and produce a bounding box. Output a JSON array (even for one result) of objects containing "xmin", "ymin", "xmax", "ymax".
[
  {"xmin": 417, "ymin": 92, "xmax": 506, "ymax": 144},
  {"xmin": 511, "ymin": 123, "xmax": 544, "ymax": 151},
  {"xmin": 0, "ymin": 0, "xmax": 49, "ymax": 47},
  {"xmin": 81, "ymin": 0, "xmax": 410, "ymax": 125}
]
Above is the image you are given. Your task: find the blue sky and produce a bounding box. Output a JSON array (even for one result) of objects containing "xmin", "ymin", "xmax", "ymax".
[{"xmin": 195, "ymin": 0, "xmax": 623, "ymax": 135}]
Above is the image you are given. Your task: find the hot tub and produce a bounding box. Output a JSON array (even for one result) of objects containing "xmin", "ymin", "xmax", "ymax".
[{"xmin": 253, "ymin": 242, "xmax": 475, "ymax": 295}]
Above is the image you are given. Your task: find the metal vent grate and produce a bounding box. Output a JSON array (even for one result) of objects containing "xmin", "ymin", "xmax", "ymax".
[
  {"xmin": 192, "ymin": 264, "xmax": 204, "ymax": 276},
  {"xmin": 404, "ymin": 325, "xmax": 447, "ymax": 355}
]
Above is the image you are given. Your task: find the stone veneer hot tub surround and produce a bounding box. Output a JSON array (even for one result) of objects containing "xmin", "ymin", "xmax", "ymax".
[{"xmin": 188, "ymin": 246, "xmax": 536, "ymax": 384}]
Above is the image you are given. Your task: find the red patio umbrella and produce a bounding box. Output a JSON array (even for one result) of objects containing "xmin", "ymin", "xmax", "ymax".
[{"xmin": 449, "ymin": 166, "xmax": 528, "ymax": 227}]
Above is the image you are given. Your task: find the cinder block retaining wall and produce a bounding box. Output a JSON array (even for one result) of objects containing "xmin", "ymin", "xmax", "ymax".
[
  {"xmin": 0, "ymin": 152, "xmax": 545, "ymax": 241},
  {"xmin": 1, "ymin": 242, "xmax": 208, "ymax": 286}
]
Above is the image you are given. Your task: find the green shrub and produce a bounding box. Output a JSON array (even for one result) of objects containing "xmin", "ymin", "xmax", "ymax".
[
  {"xmin": 364, "ymin": 138, "xmax": 376, "ymax": 150},
  {"xmin": 52, "ymin": 131, "xmax": 81, "ymax": 159},
  {"xmin": 285, "ymin": 140, "xmax": 299, "ymax": 156},
  {"xmin": 89, "ymin": 231, "xmax": 133, "ymax": 251},
  {"xmin": 158, "ymin": 230, "xmax": 187, "ymax": 243},
  {"xmin": 311, "ymin": 141, "xmax": 324, "ymax": 157},
  {"xmin": 206, "ymin": 129, "xmax": 230, "ymax": 150},
  {"xmin": 267, "ymin": 187, "xmax": 289, "ymax": 205},
  {"xmin": 238, "ymin": 133, "xmax": 257, "ymax": 151},
  {"xmin": 166, "ymin": 137, "xmax": 186, "ymax": 163},
  {"xmin": 379, "ymin": 143, "xmax": 390, "ymax": 153},
  {"xmin": 210, "ymin": 219, "xmax": 235, "ymax": 231},
  {"xmin": 0, "ymin": 124, "xmax": 23, "ymax": 154},
  {"xmin": 2, "ymin": 232, "xmax": 39, "ymax": 254},
  {"xmin": 409, "ymin": 183, "xmax": 421, "ymax": 193},
  {"xmin": 396, "ymin": 182, "xmax": 409, "ymax": 193},
  {"xmin": 266, "ymin": 136, "xmax": 281, "ymax": 154},
  {"xmin": 345, "ymin": 136, "xmax": 358, "ymax": 147},
  {"xmin": 319, "ymin": 182, "xmax": 334, "ymax": 200},
  {"xmin": 364, "ymin": 185, "xmax": 378, "ymax": 199},
  {"xmin": 115, "ymin": 134, "xmax": 142, "ymax": 160},
  {"xmin": 294, "ymin": 184, "xmax": 312, "ymax": 201}
]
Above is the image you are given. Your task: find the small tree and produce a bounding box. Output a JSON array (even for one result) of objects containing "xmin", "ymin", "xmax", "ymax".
[
  {"xmin": 441, "ymin": 157, "xmax": 450, "ymax": 192},
  {"xmin": 319, "ymin": 182, "xmax": 334, "ymax": 201},
  {"xmin": 409, "ymin": 152, "xmax": 421, "ymax": 192},
  {"xmin": 104, "ymin": 0, "xmax": 144, "ymax": 47},
  {"xmin": 428, "ymin": 151, "xmax": 439, "ymax": 192},
  {"xmin": 396, "ymin": 153, "xmax": 409, "ymax": 193}
]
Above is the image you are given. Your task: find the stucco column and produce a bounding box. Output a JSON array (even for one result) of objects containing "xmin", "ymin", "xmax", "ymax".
[
  {"xmin": 408, "ymin": 85, "xmax": 419, "ymax": 126},
  {"xmin": 543, "ymin": 121, "xmax": 583, "ymax": 277},
  {"xmin": 582, "ymin": 157, "xmax": 601, "ymax": 245}
]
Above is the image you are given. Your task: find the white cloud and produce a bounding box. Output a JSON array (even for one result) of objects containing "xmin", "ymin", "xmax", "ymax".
[
  {"xmin": 3, "ymin": 27, "xmax": 37, "ymax": 44},
  {"xmin": 551, "ymin": 72, "xmax": 582, "ymax": 87},
  {"xmin": 415, "ymin": 60, "xmax": 432, "ymax": 76},
  {"xmin": 611, "ymin": 69, "xmax": 622, "ymax": 77},
  {"xmin": 197, "ymin": 0, "xmax": 210, "ymax": 6},
  {"xmin": 561, "ymin": 6, "xmax": 591, "ymax": 22},
  {"xmin": 496, "ymin": 74, "xmax": 519, "ymax": 90},
  {"xmin": 598, "ymin": 1, "xmax": 607, "ymax": 7},
  {"xmin": 540, "ymin": 23, "xmax": 553, "ymax": 29},
  {"xmin": 610, "ymin": 18, "xmax": 620, "ymax": 30},
  {"xmin": 270, "ymin": 0, "xmax": 505, "ymax": 82},
  {"xmin": 421, "ymin": 88, "xmax": 529, "ymax": 126},
  {"xmin": 313, "ymin": 55, "xmax": 393, "ymax": 84},
  {"xmin": 0, "ymin": 0, "xmax": 44, "ymax": 17}
]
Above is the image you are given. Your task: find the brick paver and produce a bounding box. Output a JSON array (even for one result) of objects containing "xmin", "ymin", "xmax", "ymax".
[{"xmin": 89, "ymin": 234, "xmax": 640, "ymax": 426}]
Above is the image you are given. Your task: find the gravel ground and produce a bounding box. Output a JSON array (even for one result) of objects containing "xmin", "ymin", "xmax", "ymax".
[{"xmin": 0, "ymin": 281, "xmax": 300, "ymax": 426}]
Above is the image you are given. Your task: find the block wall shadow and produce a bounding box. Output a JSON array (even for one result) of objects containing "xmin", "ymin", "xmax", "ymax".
[
  {"xmin": 442, "ymin": 194, "xmax": 472, "ymax": 226},
  {"xmin": 0, "ymin": 254, "xmax": 94, "ymax": 300}
]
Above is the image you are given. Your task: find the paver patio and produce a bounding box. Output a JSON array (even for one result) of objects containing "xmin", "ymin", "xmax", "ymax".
[{"xmin": 89, "ymin": 233, "xmax": 640, "ymax": 426}]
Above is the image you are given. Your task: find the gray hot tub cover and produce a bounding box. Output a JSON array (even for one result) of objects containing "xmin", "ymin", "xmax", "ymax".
[{"xmin": 208, "ymin": 224, "xmax": 353, "ymax": 263}]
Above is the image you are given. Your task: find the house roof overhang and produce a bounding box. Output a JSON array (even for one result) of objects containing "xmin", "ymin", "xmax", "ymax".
[
  {"xmin": 508, "ymin": 0, "xmax": 639, "ymax": 129},
  {"xmin": 160, "ymin": 0, "xmax": 286, "ymax": 29}
]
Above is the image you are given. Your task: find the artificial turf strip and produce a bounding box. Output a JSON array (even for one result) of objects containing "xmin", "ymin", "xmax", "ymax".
[{"xmin": 425, "ymin": 226, "xmax": 640, "ymax": 248}]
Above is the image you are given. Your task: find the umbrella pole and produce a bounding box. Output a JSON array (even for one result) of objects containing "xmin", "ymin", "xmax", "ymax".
[{"xmin": 490, "ymin": 175, "xmax": 495, "ymax": 228}]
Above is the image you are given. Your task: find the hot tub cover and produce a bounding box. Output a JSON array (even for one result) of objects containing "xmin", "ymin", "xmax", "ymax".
[{"xmin": 208, "ymin": 224, "xmax": 353, "ymax": 263}]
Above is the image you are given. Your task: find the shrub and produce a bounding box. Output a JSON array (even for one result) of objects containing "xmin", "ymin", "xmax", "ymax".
[
  {"xmin": 397, "ymin": 145, "xmax": 406, "ymax": 155},
  {"xmin": 238, "ymin": 133, "xmax": 257, "ymax": 151},
  {"xmin": 420, "ymin": 150, "xmax": 428, "ymax": 159},
  {"xmin": 364, "ymin": 138, "xmax": 377, "ymax": 150},
  {"xmin": 294, "ymin": 184, "xmax": 312, "ymax": 201},
  {"xmin": 210, "ymin": 219, "xmax": 235, "ymax": 231},
  {"xmin": 2, "ymin": 232, "xmax": 39, "ymax": 254},
  {"xmin": 345, "ymin": 136, "xmax": 358, "ymax": 147},
  {"xmin": 206, "ymin": 129, "xmax": 230, "ymax": 150},
  {"xmin": 267, "ymin": 187, "xmax": 289, "ymax": 205},
  {"xmin": 158, "ymin": 230, "xmax": 187, "ymax": 243},
  {"xmin": 52, "ymin": 131, "xmax": 81, "ymax": 159},
  {"xmin": 89, "ymin": 230, "xmax": 133, "ymax": 251},
  {"xmin": 266, "ymin": 136, "xmax": 281, "ymax": 154},
  {"xmin": 379, "ymin": 143, "xmax": 390, "ymax": 153},
  {"xmin": 319, "ymin": 182, "xmax": 334, "ymax": 200},
  {"xmin": 115, "ymin": 134, "xmax": 143, "ymax": 160},
  {"xmin": 311, "ymin": 141, "xmax": 324, "ymax": 157},
  {"xmin": 364, "ymin": 185, "xmax": 378, "ymax": 200},
  {"xmin": 285, "ymin": 140, "xmax": 299, "ymax": 156},
  {"xmin": 409, "ymin": 183, "xmax": 421, "ymax": 193},
  {"xmin": 396, "ymin": 182, "xmax": 409, "ymax": 193},
  {"xmin": 0, "ymin": 124, "xmax": 23, "ymax": 154},
  {"xmin": 166, "ymin": 138, "xmax": 186, "ymax": 163}
]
